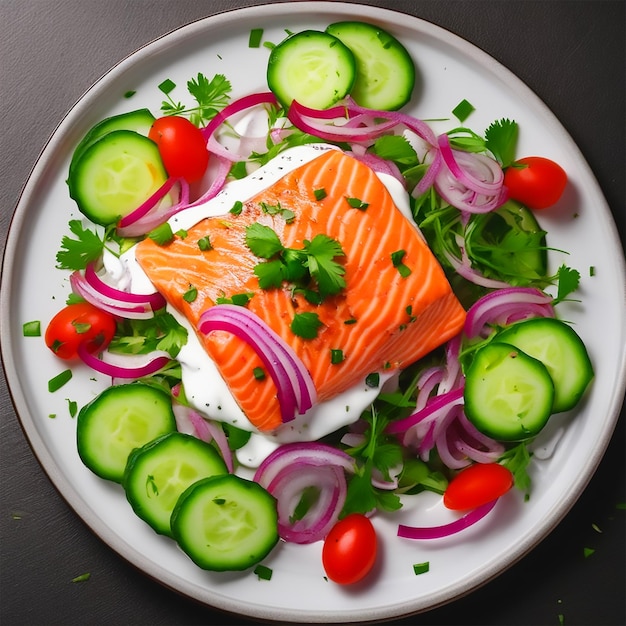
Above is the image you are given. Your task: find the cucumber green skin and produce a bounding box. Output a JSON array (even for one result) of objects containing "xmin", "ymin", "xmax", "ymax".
[
  {"xmin": 494, "ymin": 317, "xmax": 594, "ymax": 413},
  {"xmin": 267, "ymin": 30, "xmax": 356, "ymax": 109},
  {"xmin": 76, "ymin": 383, "xmax": 176, "ymax": 483},
  {"xmin": 325, "ymin": 21, "xmax": 415, "ymax": 111},
  {"xmin": 69, "ymin": 108, "xmax": 156, "ymax": 176},
  {"xmin": 123, "ymin": 432, "xmax": 228, "ymax": 537},
  {"xmin": 171, "ymin": 474, "xmax": 279, "ymax": 571},
  {"xmin": 464, "ymin": 342, "xmax": 555, "ymax": 441},
  {"xmin": 68, "ymin": 129, "xmax": 168, "ymax": 226}
]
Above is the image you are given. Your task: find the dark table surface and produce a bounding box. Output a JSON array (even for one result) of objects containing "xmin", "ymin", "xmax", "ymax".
[{"xmin": 1, "ymin": 1, "xmax": 624, "ymax": 625}]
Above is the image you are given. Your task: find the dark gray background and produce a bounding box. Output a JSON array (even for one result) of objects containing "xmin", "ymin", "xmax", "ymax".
[{"xmin": 1, "ymin": 1, "xmax": 624, "ymax": 625}]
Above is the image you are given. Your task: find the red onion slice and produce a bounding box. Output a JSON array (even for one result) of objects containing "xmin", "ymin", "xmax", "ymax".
[
  {"xmin": 77, "ymin": 343, "xmax": 170, "ymax": 379},
  {"xmin": 199, "ymin": 305, "xmax": 317, "ymax": 424},
  {"xmin": 397, "ymin": 498, "xmax": 498, "ymax": 539}
]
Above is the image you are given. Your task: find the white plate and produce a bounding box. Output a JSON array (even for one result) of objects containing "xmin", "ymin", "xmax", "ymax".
[{"xmin": 2, "ymin": 2, "xmax": 625, "ymax": 623}]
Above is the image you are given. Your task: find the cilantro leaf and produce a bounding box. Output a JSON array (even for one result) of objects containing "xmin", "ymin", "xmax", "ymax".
[
  {"xmin": 302, "ymin": 234, "xmax": 346, "ymax": 297},
  {"xmin": 484, "ymin": 118, "xmax": 518, "ymax": 167},
  {"xmin": 56, "ymin": 220, "xmax": 105, "ymax": 270},
  {"xmin": 290, "ymin": 312, "xmax": 323, "ymax": 339},
  {"xmin": 552, "ymin": 264, "xmax": 581, "ymax": 305},
  {"xmin": 253, "ymin": 259, "xmax": 285, "ymax": 289},
  {"xmin": 245, "ymin": 223, "xmax": 285, "ymax": 258},
  {"xmin": 499, "ymin": 442, "xmax": 533, "ymax": 497},
  {"xmin": 186, "ymin": 73, "xmax": 232, "ymax": 126}
]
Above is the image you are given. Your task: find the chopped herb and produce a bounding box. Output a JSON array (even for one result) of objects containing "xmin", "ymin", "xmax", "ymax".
[
  {"xmin": 583, "ymin": 547, "xmax": 595, "ymax": 558},
  {"xmin": 259, "ymin": 201, "xmax": 295, "ymax": 222},
  {"xmin": 314, "ymin": 188, "xmax": 327, "ymax": 201},
  {"xmin": 253, "ymin": 367, "xmax": 266, "ymax": 380},
  {"xmin": 344, "ymin": 318, "xmax": 357, "ymax": 325},
  {"xmin": 222, "ymin": 423, "xmax": 252, "ymax": 450},
  {"xmin": 22, "ymin": 321, "xmax": 41, "ymax": 337},
  {"xmin": 345, "ymin": 196, "xmax": 369, "ymax": 210},
  {"xmin": 558, "ymin": 614, "xmax": 564, "ymax": 626},
  {"xmin": 330, "ymin": 349, "xmax": 345, "ymax": 364},
  {"xmin": 67, "ymin": 399, "xmax": 78, "ymax": 418},
  {"xmin": 229, "ymin": 200, "xmax": 243, "ymax": 215},
  {"xmin": 248, "ymin": 28, "xmax": 264, "ymax": 48},
  {"xmin": 160, "ymin": 73, "xmax": 232, "ymax": 127},
  {"xmin": 216, "ymin": 292, "xmax": 254, "ymax": 306},
  {"xmin": 183, "ymin": 285, "xmax": 198, "ymax": 303},
  {"xmin": 246, "ymin": 223, "xmax": 285, "ymax": 258},
  {"xmin": 253, "ymin": 564, "xmax": 273, "ymax": 580},
  {"xmin": 552, "ymin": 265, "xmax": 580, "ymax": 304},
  {"xmin": 452, "ymin": 99, "xmax": 475, "ymax": 123},
  {"xmin": 48, "ymin": 414, "xmax": 56, "ymax": 419},
  {"xmin": 197, "ymin": 236, "xmax": 212, "ymax": 251},
  {"xmin": 148, "ymin": 222, "xmax": 174, "ymax": 246},
  {"xmin": 48, "ymin": 369, "xmax": 72, "ymax": 393},
  {"xmin": 365, "ymin": 372, "xmax": 380, "ymax": 388},
  {"xmin": 71, "ymin": 573, "xmax": 91, "ymax": 583},
  {"xmin": 124, "ymin": 90, "xmax": 136, "ymax": 99},
  {"xmin": 499, "ymin": 442, "xmax": 533, "ymax": 495},
  {"xmin": 56, "ymin": 220, "xmax": 105, "ymax": 270},
  {"xmin": 591, "ymin": 522, "xmax": 602, "ymax": 533},
  {"xmin": 616, "ymin": 502, "xmax": 626, "ymax": 510},
  {"xmin": 484, "ymin": 118, "xmax": 518, "ymax": 168},
  {"xmin": 291, "ymin": 312, "xmax": 323, "ymax": 339},
  {"xmin": 391, "ymin": 250, "xmax": 412, "ymax": 278},
  {"xmin": 413, "ymin": 561, "xmax": 430, "ymax": 575},
  {"xmin": 175, "ymin": 228, "xmax": 188, "ymax": 239},
  {"xmin": 589, "ymin": 265, "xmax": 595, "ymax": 277}
]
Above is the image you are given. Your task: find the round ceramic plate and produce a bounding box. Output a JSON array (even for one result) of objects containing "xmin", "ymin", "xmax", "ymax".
[{"xmin": 2, "ymin": 2, "xmax": 625, "ymax": 623}]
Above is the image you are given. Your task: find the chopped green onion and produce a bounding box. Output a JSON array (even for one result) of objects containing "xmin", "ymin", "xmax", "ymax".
[
  {"xmin": 158, "ymin": 78, "xmax": 176, "ymax": 95},
  {"xmin": 452, "ymin": 99, "xmax": 475, "ymax": 123},
  {"xmin": 183, "ymin": 285, "xmax": 198, "ymax": 303},
  {"xmin": 583, "ymin": 547, "xmax": 595, "ymax": 558},
  {"xmin": 330, "ymin": 349, "xmax": 345, "ymax": 364},
  {"xmin": 249, "ymin": 28, "xmax": 264, "ymax": 48},
  {"xmin": 344, "ymin": 318, "xmax": 357, "ymax": 325},
  {"xmin": 22, "ymin": 320, "xmax": 41, "ymax": 337},
  {"xmin": 230, "ymin": 200, "xmax": 243, "ymax": 215},
  {"xmin": 365, "ymin": 372, "xmax": 380, "ymax": 388},
  {"xmin": 175, "ymin": 229, "xmax": 188, "ymax": 239},
  {"xmin": 314, "ymin": 188, "xmax": 327, "ymax": 201},
  {"xmin": 67, "ymin": 399, "xmax": 78, "ymax": 418},
  {"xmin": 253, "ymin": 367, "xmax": 266, "ymax": 381},
  {"xmin": 148, "ymin": 222, "xmax": 174, "ymax": 246},
  {"xmin": 345, "ymin": 196, "xmax": 369, "ymax": 210},
  {"xmin": 413, "ymin": 561, "xmax": 430, "ymax": 575},
  {"xmin": 48, "ymin": 369, "xmax": 72, "ymax": 393},
  {"xmin": 198, "ymin": 236, "xmax": 212, "ymax": 251},
  {"xmin": 253, "ymin": 564, "xmax": 273, "ymax": 580},
  {"xmin": 71, "ymin": 573, "xmax": 91, "ymax": 583},
  {"xmin": 391, "ymin": 250, "xmax": 412, "ymax": 278},
  {"xmin": 123, "ymin": 90, "xmax": 136, "ymax": 99}
]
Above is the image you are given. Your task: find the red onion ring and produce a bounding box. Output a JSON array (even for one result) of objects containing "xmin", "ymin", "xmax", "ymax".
[
  {"xmin": 199, "ymin": 305, "xmax": 316, "ymax": 424},
  {"xmin": 397, "ymin": 498, "xmax": 498, "ymax": 539},
  {"xmin": 77, "ymin": 343, "xmax": 171, "ymax": 379}
]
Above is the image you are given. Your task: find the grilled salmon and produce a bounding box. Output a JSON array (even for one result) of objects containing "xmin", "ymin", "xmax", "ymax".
[{"xmin": 135, "ymin": 149, "xmax": 465, "ymax": 431}]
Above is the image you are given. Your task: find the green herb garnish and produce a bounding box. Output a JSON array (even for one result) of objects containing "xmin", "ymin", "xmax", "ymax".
[
  {"xmin": 22, "ymin": 321, "xmax": 41, "ymax": 337},
  {"xmin": 48, "ymin": 369, "xmax": 72, "ymax": 393}
]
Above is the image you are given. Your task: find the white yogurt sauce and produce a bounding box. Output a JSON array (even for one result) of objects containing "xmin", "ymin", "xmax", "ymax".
[{"xmin": 114, "ymin": 144, "xmax": 414, "ymax": 467}]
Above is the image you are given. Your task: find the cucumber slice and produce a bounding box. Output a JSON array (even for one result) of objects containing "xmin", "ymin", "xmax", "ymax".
[
  {"xmin": 68, "ymin": 129, "xmax": 168, "ymax": 226},
  {"xmin": 123, "ymin": 432, "xmax": 228, "ymax": 536},
  {"xmin": 69, "ymin": 108, "xmax": 156, "ymax": 176},
  {"xmin": 171, "ymin": 474, "xmax": 279, "ymax": 571},
  {"xmin": 494, "ymin": 317, "xmax": 594, "ymax": 413},
  {"xmin": 267, "ymin": 30, "xmax": 356, "ymax": 109},
  {"xmin": 464, "ymin": 342, "xmax": 555, "ymax": 441},
  {"xmin": 325, "ymin": 21, "xmax": 415, "ymax": 110},
  {"xmin": 76, "ymin": 383, "xmax": 176, "ymax": 482}
]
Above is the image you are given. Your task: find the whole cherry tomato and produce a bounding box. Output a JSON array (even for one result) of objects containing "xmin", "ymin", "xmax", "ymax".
[
  {"xmin": 504, "ymin": 156, "xmax": 567, "ymax": 210},
  {"xmin": 45, "ymin": 302, "xmax": 116, "ymax": 360},
  {"xmin": 322, "ymin": 513, "xmax": 377, "ymax": 585},
  {"xmin": 443, "ymin": 463, "xmax": 514, "ymax": 511},
  {"xmin": 148, "ymin": 116, "xmax": 209, "ymax": 183}
]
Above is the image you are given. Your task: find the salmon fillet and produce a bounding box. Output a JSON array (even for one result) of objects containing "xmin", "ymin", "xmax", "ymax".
[{"xmin": 135, "ymin": 149, "xmax": 465, "ymax": 431}]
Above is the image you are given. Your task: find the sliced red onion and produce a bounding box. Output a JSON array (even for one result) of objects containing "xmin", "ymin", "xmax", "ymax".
[
  {"xmin": 464, "ymin": 287, "xmax": 555, "ymax": 338},
  {"xmin": 117, "ymin": 176, "xmax": 179, "ymax": 228},
  {"xmin": 70, "ymin": 270, "xmax": 155, "ymax": 319},
  {"xmin": 77, "ymin": 343, "xmax": 171, "ymax": 378},
  {"xmin": 347, "ymin": 150, "xmax": 406, "ymax": 187},
  {"xmin": 438, "ymin": 334, "xmax": 463, "ymax": 394},
  {"xmin": 397, "ymin": 498, "xmax": 498, "ymax": 539},
  {"xmin": 198, "ymin": 305, "xmax": 316, "ymax": 424},
  {"xmin": 412, "ymin": 149, "xmax": 443, "ymax": 197},
  {"xmin": 442, "ymin": 243, "xmax": 512, "ymax": 289},
  {"xmin": 254, "ymin": 442, "xmax": 356, "ymax": 544}
]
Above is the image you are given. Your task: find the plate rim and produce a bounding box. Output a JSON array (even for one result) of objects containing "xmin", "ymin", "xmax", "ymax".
[{"xmin": 2, "ymin": 2, "xmax": 625, "ymax": 623}]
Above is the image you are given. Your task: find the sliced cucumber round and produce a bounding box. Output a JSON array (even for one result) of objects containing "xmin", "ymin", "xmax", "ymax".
[
  {"xmin": 123, "ymin": 432, "xmax": 228, "ymax": 536},
  {"xmin": 325, "ymin": 21, "xmax": 415, "ymax": 110},
  {"xmin": 76, "ymin": 383, "xmax": 176, "ymax": 482},
  {"xmin": 69, "ymin": 108, "xmax": 156, "ymax": 176},
  {"xmin": 464, "ymin": 342, "xmax": 555, "ymax": 441},
  {"xmin": 68, "ymin": 129, "xmax": 168, "ymax": 226},
  {"xmin": 171, "ymin": 474, "xmax": 279, "ymax": 571},
  {"xmin": 494, "ymin": 317, "xmax": 594, "ymax": 413},
  {"xmin": 267, "ymin": 30, "xmax": 356, "ymax": 109}
]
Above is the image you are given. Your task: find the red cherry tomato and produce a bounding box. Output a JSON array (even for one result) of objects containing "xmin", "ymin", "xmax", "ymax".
[
  {"xmin": 148, "ymin": 116, "xmax": 209, "ymax": 183},
  {"xmin": 443, "ymin": 463, "xmax": 514, "ymax": 511},
  {"xmin": 45, "ymin": 302, "xmax": 116, "ymax": 360},
  {"xmin": 503, "ymin": 156, "xmax": 567, "ymax": 210},
  {"xmin": 322, "ymin": 513, "xmax": 377, "ymax": 585}
]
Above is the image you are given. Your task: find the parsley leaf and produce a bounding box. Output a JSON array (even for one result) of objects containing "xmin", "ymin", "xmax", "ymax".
[
  {"xmin": 499, "ymin": 442, "xmax": 533, "ymax": 497},
  {"xmin": 56, "ymin": 220, "xmax": 105, "ymax": 270},
  {"xmin": 290, "ymin": 312, "xmax": 323, "ymax": 339},
  {"xmin": 302, "ymin": 235, "xmax": 346, "ymax": 298},
  {"xmin": 245, "ymin": 223, "xmax": 285, "ymax": 258},
  {"xmin": 484, "ymin": 118, "xmax": 518, "ymax": 168},
  {"xmin": 552, "ymin": 264, "xmax": 581, "ymax": 305}
]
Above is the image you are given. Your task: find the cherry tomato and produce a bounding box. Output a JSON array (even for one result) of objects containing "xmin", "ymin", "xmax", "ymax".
[
  {"xmin": 148, "ymin": 116, "xmax": 209, "ymax": 183},
  {"xmin": 443, "ymin": 463, "xmax": 514, "ymax": 511},
  {"xmin": 322, "ymin": 513, "xmax": 377, "ymax": 585},
  {"xmin": 45, "ymin": 302, "xmax": 116, "ymax": 360},
  {"xmin": 503, "ymin": 156, "xmax": 567, "ymax": 210}
]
